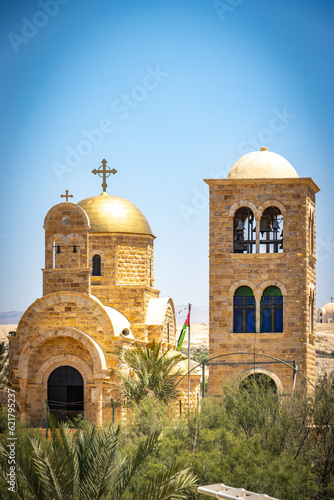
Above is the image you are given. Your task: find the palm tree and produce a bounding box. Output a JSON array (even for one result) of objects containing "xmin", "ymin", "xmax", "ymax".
[
  {"xmin": 0, "ymin": 342, "xmax": 10, "ymax": 435},
  {"xmin": 0, "ymin": 341, "xmax": 9, "ymax": 388},
  {"xmin": 0, "ymin": 417, "xmax": 197, "ymax": 499},
  {"xmin": 113, "ymin": 340, "xmax": 185, "ymax": 406}
]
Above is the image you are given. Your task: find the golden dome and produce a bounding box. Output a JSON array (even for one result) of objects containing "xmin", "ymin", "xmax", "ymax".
[
  {"xmin": 227, "ymin": 147, "xmax": 299, "ymax": 179},
  {"xmin": 77, "ymin": 192, "xmax": 153, "ymax": 235}
]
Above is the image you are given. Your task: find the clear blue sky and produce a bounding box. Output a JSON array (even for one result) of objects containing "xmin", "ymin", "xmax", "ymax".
[{"xmin": 1, "ymin": 0, "xmax": 333, "ymax": 312}]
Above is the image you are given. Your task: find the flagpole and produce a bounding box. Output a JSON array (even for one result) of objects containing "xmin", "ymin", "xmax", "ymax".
[{"xmin": 187, "ymin": 303, "xmax": 191, "ymax": 413}]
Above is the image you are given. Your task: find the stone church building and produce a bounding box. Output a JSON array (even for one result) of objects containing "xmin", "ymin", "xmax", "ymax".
[
  {"xmin": 317, "ymin": 299, "xmax": 334, "ymax": 323},
  {"xmin": 9, "ymin": 161, "xmax": 199, "ymax": 426},
  {"xmin": 9, "ymin": 148, "xmax": 320, "ymax": 424},
  {"xmin": 206, "ymin": 147, "xmax": 320, "ymax": 393}
]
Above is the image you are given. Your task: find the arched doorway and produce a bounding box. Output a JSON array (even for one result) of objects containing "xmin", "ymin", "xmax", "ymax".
[
  {"xmin": 240, "ymin": 373, "xmax": 277, "ymax": 393},
  {"xmin": 47, "ymin": 366, "xmax": 84, "ymax": 421}
]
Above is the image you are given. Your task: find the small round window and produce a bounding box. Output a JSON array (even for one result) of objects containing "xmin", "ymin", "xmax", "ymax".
[{"xmin": 62, "ymin": 216, "xmax": 71, "ymax": 226}]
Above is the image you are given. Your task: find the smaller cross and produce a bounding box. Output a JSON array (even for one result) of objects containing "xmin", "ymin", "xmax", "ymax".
[
  {"xmin": 61, "ymin": 190, "xmax": 73, "ymax": 202},
  {"xmin": 330, "ymin": 297, "xmax": 334, "ymax": 303},
  {"xmin": 92, "ymin": 159, "xmax": 117, "ymax": 193}
]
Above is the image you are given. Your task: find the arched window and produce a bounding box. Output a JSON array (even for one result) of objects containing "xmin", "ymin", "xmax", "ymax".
[
  {"xmin": 233, "ymin": 207, "xmax": 256, "ymax": 253},
  {"xmin": 259, "ymin": 206, "xmax": 283, "ymax": 254},
  {"xmin": 261, "ymin": 286, "xmax": 283, "ymax": 332},
  {"xmin": 149, "ymin": 254, "xmax": 153, "ymax": 284},
  {"xmin": 309, "ymin": 290, "xmax": 315, "ymax": 335},
  {"xmin": 92, "ymin": 254, "xmax": 101, "ymax": 276},
  {"xmin": 234, "ymin": 286, "xmax": 255, "ymax": 333},
  {"xmin": 53, "ymin": 239, "xmax": 64, "ymax": 269},
  {"xmin": 69, "ymin": 238, "xmax": 79, "ymax": 266},
  {"xmin": 309, "ymin": 210, "xmax": 315, "ymax": 256}
]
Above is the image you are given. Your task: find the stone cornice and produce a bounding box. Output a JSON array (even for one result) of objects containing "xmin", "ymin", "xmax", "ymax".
[{"xmin": 204, "ymin": 177, "xmax": 320, "ymax": 193}]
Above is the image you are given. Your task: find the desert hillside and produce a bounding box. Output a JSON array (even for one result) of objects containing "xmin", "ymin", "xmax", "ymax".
[
  {"xmin": 315, "ymin": 323, "xmax": 334, "ymax": 378},
  {"xmin": 1, "ymin": 323, "xmax": 334, "ymax": 380},
  {"xmin": 0, "ymin": 325, "xmax": 16, "ymax": 342},
  {"xmin": 180, "ymin": 323, "xmax": 334, "ymax": 380}
]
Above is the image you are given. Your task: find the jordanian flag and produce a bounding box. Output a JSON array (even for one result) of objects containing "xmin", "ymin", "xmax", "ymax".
[{"xmin": 177, "ymin": 305, "xmax": 191, "ymax": 351}]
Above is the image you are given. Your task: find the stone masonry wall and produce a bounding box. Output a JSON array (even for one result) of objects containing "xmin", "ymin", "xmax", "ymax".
[
  {"xmin": 89, "ymin": 233, "xmax": 154, "ymax": 288},
  {"xmin": 89, "ymin": 233, "xmax": 160, "ymax": 332},
  {"xmin": 206, "ymin": 178, "xmax": 320, "ymax": 394},
  {"xmin": 305, "ymin": 196, "xmax": 317, "ymax": 383},
  {"xmin": 43, "ymin": 203, "xmax": 90, "ymax": 295}
]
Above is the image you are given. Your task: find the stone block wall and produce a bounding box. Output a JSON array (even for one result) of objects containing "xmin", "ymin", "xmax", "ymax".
[
  {"xmin": 91, "ymin": 285, "xmax": 160, "ymax": 334},
  {"xmin": 88, "ymin": 233, "xmax": 154, "ymax": 287},
  {"xmin": 43, "ymin": 203, "xmax": 90, "ymax": 295},
  {"xmin": 43, "ymin": 269, "xmax": 91, "ymax": 295},
  {"xmin": 88, "ymin": 233, "xmax": 159, "ymax": 330},
  {"xmin": 206, "ymin": 177, "xmax": 320, "ymax": 394}
]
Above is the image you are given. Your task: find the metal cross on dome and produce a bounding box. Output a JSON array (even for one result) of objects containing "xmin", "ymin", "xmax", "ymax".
[
  {"xmin": 92, "ymin": 159, "xmax": 117, "ymax": 193},
  {"xmin": 60, "ymin": 190, "xmax": 73, "ymax": 202}
]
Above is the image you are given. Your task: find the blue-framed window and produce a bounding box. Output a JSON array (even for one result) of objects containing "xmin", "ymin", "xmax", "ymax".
[
  {"xmin": 234, "ymin": 286, "xmax": 255, "ymax": 333},
  {"xmin": 261, "ymin": 286, "xmax": 283, "ymax": 332}
]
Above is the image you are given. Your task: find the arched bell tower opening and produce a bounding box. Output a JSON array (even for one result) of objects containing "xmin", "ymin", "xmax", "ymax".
[
  {"xmin": 47, "ymin": 365, "xmax": 84, "ymax": 421},
  {"xmin": 259, "ymin": 206, "xmax": 283, "ymax": 254},
  {"xmin": 233, "ymin": 207, "xmax": 256, "ymax": 253}
]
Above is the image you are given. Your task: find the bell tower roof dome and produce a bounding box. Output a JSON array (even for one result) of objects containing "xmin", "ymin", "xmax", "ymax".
[{"xmin": 227, "ymin": 147, "xmax": 299, "ymax": 179}]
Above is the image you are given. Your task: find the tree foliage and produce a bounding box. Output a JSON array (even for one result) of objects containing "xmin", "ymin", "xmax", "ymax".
[
  {"xmin": 113, "ymin": 340, "xmax": 184, "ymax": 406},
  {"xmin": 120, "ymin": 373, "xmax": 334, "ymax": 500},
  {"xmin": 0, "ymin": 416, "xmax": 197, "ymax": 499},
  {"xmin": 0, "ymin": 341, "xmax": 9, "ymax": 388},
  {"xmin": 0, "ymin": 342, "xmax": 10, "ymax": 434},
  {"xmin": 2, "ymin": 352, "xmax": 334, "ymax": 500}
]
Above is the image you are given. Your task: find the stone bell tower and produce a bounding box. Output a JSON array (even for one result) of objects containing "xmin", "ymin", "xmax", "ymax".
[
  {"xmin": 206, "ymin": 148, "xmax": 320, "ymax": 393},
  {"xmin": 43, "ymin": 190, "xmax": 91, "ymax": 296}
]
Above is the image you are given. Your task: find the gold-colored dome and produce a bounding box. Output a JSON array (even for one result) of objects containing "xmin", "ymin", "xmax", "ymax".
[{"xmin": 77, "ymin": 192, "xmax": 153, "ymax": 235}]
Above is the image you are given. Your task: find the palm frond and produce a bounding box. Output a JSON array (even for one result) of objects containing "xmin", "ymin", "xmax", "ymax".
[
  {"xmin": 137, "ymin": 462, "xmax": 198, "ymax": 500},
  {"xmin": 111, "ymin": 429, "xmax": 161, "ymax": 500},
  {"xmin": 112, "ymin": 341, "xmax": 184, "ymax": 406}
]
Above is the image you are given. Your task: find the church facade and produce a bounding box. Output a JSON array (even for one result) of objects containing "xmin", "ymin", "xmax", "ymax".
[
  {"xmin": 317, "ymin": 300, "xmax": 334, "ymax": 323},
  {"xmin": 9, "ymin": 161, "xmax": 198, "ymax": 426},
  {"xmin": 206, "ymin": 148, "xmax": 320, "ymax": 393}
]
